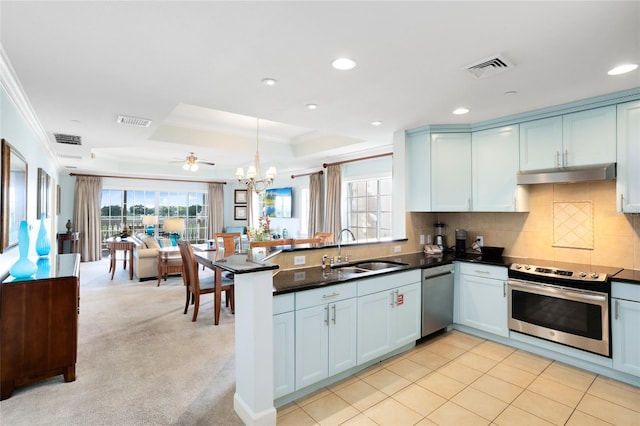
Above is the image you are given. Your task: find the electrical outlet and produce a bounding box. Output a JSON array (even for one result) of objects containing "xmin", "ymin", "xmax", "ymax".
[
  {"xmin": 476, "ymin": 236, "xmax": 484, "ymax": 247},
  {"xmin": 419, "ymin": 234, "xmax": 425, "ymax": 245},
  {"xmin": 294, "ymin": 255, "xmax": 306, "ymax": 266},
  {"xmin": 394, "ymin": 245, "xmax": 402, "ymax": 253}
]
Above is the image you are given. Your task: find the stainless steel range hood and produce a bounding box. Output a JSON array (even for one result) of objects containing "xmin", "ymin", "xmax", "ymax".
[{"xmin": 517, "ymin": 163, "xmax": 616, "ymax": 185}]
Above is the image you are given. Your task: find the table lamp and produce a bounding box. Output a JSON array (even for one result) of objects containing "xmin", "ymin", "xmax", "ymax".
[
  {"xmin": 164, "ymin": 218, "xmax": 185, "ymax": 246},
  {"xmin": 142, "ymin": 215, "xmax": 158, "ymax": 236}
]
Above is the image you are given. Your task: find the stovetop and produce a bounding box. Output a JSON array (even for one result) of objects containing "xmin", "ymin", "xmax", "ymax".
[{"xmin": 507, "ymin": 259, "xmax": 623, "ymax": 293}]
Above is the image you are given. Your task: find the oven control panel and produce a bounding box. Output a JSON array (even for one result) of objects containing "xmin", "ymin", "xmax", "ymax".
[{"xmin": 510, "ymin": 263, "xmax": 608, "ymax": 283}]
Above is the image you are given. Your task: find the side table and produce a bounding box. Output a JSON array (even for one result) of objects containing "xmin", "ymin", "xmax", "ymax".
[
  {"xmin": 57, "ymin": 232, "xmax": 79, "ymax": 254},
  {"xmin": 106, "ymin": 240, "xmax": 134, "ymax": 280},
  {"xmin": 157, "ymin": 246, "xmax": 183, "ymax": 286}
]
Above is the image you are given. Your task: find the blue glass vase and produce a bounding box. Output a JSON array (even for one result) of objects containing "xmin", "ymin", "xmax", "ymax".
[
  {"xmin": 36, "ymin": 212, "xmax": 51, "ymax": 256},
  {"xmin": 10, "ymin": 220, "xmax": 36, "ymax": 280}
]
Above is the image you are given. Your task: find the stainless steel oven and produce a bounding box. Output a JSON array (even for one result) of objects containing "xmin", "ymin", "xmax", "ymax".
[{"xmin": 507, "ymin": 262, "xmax": 619, "ymax": 358}]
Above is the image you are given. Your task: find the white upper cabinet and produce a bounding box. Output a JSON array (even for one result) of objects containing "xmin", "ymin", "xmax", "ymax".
[
  {"xmin": 562, "ymin": 106, "xmax": 616, "ymax": 167},
  {"xmin": 617, "ymin": 100, "xmax": 640, "ymax": 213},
  {"xmin": 519, "ymin": 116, "xmax": 563, "ymax": 171},
  {"xmin": 406, "ymin": 130, "xmax": 431, "ymax": 211},
  {"xmin": 472, "ymin": 125, "xmax": 528, "ymax": 212},
  {"xmin": 431, "ymin": 133, "xmax": 472, "ymax": 211},
  {"xmin": 519, "ymin": 106, "xmax": 616, "ymax": 171}
]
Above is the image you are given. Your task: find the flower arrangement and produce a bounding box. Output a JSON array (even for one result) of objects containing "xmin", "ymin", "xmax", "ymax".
[{"xmin": 250, "ymin": 216, "xmax": 271, "ymax": 241}]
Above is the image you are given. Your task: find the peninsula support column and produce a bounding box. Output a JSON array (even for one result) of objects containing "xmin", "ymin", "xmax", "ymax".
[{"xmin": 233, "ymin": 269, "xmax": 276, "ymax": 425}]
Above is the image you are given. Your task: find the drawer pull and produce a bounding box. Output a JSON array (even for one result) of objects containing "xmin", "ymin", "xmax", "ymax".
[
  {"xmin": 474, "ymin": 270, "xmax": 491, "ymax": 275},
  {"xmin": 322, "ymin": 292, "xmax": 340, "ymax": 299}
]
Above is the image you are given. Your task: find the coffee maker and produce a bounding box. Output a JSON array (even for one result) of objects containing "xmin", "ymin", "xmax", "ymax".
[
  {"xmin": 455, "ymin": 229, "xmax": 468, "ymax": 257},
  {"xmin": 433, "ymin": 222, "xmax": 448, "ymax": 251}
]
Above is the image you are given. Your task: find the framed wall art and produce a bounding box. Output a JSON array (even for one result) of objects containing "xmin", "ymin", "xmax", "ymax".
[
  {"xmin": 234, "ymin": 205, "xmax": 247, "ymax": 220},
  {"xmin": 234, "ymin": 189, "xmax": 247, "ymax": 204},
  {"xmin": 1, "ymin": 139, "xmax": 28, "ymax": 253},
  {"xmin": 37, "ymin": 168, "xmax": 51, "ymax": 218}
]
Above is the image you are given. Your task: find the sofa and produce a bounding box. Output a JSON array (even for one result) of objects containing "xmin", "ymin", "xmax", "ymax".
[{"xmin": 130, "ymin": 233, "xmax": 177, "ymax": 281}]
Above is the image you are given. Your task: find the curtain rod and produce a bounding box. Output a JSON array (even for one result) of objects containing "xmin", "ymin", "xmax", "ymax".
[
  {"xmin": 69, "ymin": 173, "xmax": 227, "ymax": 185},
  {"xmin": 291, "ymin": 170, "xmax": 323, "ymax": 179},
  {"xmin": 323, "ymin": 152, "xmax": 393, "ymax": 168}
]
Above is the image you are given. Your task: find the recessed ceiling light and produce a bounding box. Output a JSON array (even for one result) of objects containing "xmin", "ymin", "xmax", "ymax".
[
  {"xmin": 371, "ymin": 121, "xmax": 382, "ymax": 126},
  {"xmin": 453, "ymin": 107, "xmax": 470, "ymax": 115},
  {"xmin": 608, "ymin": 63, "xmax": 638, "ymax": 76},
  {"xmin": 332, "ymin": 57, "xmax": 357, "ymax": 70},
  {"xmin": 306, "ymin": 104, "xmax": 318, "ymax": 110},
  {"xmin": 261, "ymin": 78, "xmax": 278, "ymax": 86}
]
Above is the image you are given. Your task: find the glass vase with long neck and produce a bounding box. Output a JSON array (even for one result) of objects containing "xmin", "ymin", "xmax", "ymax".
[
  {"xmin": 10, "ymin": 220, "xmax": 37, "ymax": 280},
  {"xmin": 36, "ymin": 212, "xmax": 51, "ymax": 256}
]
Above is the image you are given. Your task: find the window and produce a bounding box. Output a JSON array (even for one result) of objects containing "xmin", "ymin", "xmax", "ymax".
[
  {"xmin": 100, "ymin": 189, "xmax": 207, "ymax": 246},
  {"xmin": 346, "ymin": 177, "xmax": 392, "ymax": 240}
]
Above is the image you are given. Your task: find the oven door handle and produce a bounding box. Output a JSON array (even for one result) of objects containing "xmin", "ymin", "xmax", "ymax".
[{"xmin": 507, "ymin": 279, "xmax": 608, "ymax": 303}]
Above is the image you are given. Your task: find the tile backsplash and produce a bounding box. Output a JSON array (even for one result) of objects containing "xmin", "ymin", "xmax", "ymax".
[{"xmin": 413, "ymin": 181, "xmax": 640, "ymax": 269}]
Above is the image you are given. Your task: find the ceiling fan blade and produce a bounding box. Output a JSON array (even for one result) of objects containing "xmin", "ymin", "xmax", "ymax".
[{"xmin": 200, "ymin": 161, "xmax": 216, "ymax": 166}]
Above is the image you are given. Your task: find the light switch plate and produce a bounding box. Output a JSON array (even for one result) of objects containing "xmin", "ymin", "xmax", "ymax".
[
  {"xmin": 419, "ymin": 234, "xmax": 425, "ymax": 245},
  {"xmin": 294, "ymin": 255, "xmax": 306, "ymax": 265},
  {"xmin": 394, "ymin": 245, "xmax": 401, "ymax": 253}
]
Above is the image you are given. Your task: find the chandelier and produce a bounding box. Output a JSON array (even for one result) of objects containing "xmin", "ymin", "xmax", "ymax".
[{"xmin": 236, "ymin": 118, "xmax": 277, "ymax": 194}]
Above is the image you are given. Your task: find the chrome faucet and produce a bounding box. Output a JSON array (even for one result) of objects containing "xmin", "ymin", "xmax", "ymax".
[{"xmin": 337, "ymin": 228, "xmax": 356, "ymax": 263}]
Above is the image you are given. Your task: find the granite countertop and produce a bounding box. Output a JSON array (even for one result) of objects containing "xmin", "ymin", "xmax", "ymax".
[
  {"xmin": 273, "ymin": 251, "xmax": 513, "ymax": 295},
  {"xmin": 611, "ymin": 268, "xmax": 640, "ymax": 285}
]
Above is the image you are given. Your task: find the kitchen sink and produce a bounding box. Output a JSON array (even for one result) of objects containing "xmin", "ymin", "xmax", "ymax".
[
  {"xmin": 330, "ymin": 266, "xmax": 369, "ymax": 274},
  {"xmin": 350, "ymin": 260, "xmax": 408, "ymax": 270}
]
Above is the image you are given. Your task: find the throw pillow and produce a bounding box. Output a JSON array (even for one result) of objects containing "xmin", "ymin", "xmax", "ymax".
[{"xmin": 143, "ymin": 236, "xmax": 160, "ymax": 249}]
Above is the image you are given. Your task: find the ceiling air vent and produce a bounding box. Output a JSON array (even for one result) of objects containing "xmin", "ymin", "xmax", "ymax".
[
  {"xmin": 59, "ymin": 154, "xmax": 83, "ymax": 160},
  {"xmin": 54, "ymin": 133, "xmax": 82, "ymax": 145},
  {"xmin": 465, "ymin": 54, "xmax": 514, "ymax": 78},
  {"xmin": 116, "ymin": 115, "xmax": 152, "ymax": 128}
]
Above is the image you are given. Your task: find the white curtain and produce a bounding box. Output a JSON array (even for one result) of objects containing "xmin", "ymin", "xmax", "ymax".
[
  {"xmin": 308, "ymin": 172, "xmax": 323, "ymax": 237},
  {"xmin": 325, "ymin": 165, "xmax": 342, "ymax": 239},
  {"xmin": 207, "ymin": 183, "xmax": 224, "ymax": 236},
  {"xmin": 73, "ymin": 175, "xmax": 102, "ymax": 262}
]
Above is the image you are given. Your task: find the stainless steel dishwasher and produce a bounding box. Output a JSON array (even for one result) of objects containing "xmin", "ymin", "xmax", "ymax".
[{"xmin": 421, "ymin": 264, "xmax": 455, "ymax": 337}]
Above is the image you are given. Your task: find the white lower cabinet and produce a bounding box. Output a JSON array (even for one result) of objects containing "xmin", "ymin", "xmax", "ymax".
[
  {"xmin": 295, "ymin": 284, "xmax": 357, "ymax": 390},
  {"xmin": 357, "ymin": 270, "xmax": 421, "ymax": 364},
  {"xmin": 273, "ymin": 294, "xmax": 295, "ymax": 399},
  {"xmin": 455, "ymin": 262, "xmax": 508, "ymax": 337},
  {"xmin": 612, "ymin": 281, "xmax": 640, "ymax": 377}
]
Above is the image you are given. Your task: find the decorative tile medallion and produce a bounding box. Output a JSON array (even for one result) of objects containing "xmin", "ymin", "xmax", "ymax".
[{"xmin": 553, "ymin": 201, "xmax": 593, "ymax": 249}]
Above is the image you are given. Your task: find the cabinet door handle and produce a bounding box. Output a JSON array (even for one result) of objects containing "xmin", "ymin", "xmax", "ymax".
[
  {"xmin": 474, "ymin": 270, "xmax": 490, "ymax": 275},
  {"xmin": 332, "ymin": 304, "xmax": 336, "ymax": 324},
  {"xmin": 324, "ymin": 305, "xmax": 329, "ymax": 325},
  {"xmin": 556, "ymin": 151, "xmax": 560, "ymax": 168},
  {"xmin": 620, "ymin": 194, "xmax": 624, "ymax": 212},
  {"xmin": 564, "ymin": 149, "xmax": 569, "ymax": 167},
  {"xmin": 390, "ymin": 291, "xmax": 395, "ymax": 307},
  {"xmin": 503, "ymin": 282, "xmax": 506, "ymax": 297},
  {"xmin": 615, "ymin": 299, "xmax": 619, "ymax": 320}
]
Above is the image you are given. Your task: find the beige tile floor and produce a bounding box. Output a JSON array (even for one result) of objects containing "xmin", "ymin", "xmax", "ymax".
[{"xmin": 277, "ymin": 331, "xmax": 640, "ymax": 426}]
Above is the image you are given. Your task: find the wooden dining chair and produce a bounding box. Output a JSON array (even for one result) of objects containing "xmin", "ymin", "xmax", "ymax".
[
  {"xmin": 314, "ymin": 232, "xmax": 334, "ymax": 243},
  {"xmin": 177, "ymin": 240, "xmax": 234, "ymax": 325},
  {"xmin": 214, "ymin": 232, "xmax": 243, "ymax": 257}
]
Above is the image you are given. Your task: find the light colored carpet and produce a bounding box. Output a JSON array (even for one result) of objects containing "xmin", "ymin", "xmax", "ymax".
[{"xmin": 0, "ymin": 258, "xmax": 243, "ymax": 425}]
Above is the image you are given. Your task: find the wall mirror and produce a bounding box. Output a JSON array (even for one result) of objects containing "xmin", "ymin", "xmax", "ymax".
[{"xmin": 1, "ymin": 139, "xmax": 28, "ymax": 253}]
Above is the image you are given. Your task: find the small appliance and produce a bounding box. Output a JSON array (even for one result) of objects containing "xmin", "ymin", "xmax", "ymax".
[
  {"xmin": 433, "ymin": 222, "xmax": 448, "ymax": 251},
  {"xmin": 455, "ymin": 229, "xmax": 467, "ymax": 258}
]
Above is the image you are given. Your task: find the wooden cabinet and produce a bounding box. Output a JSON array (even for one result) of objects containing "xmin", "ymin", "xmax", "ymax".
[
  {"xmin": 357, "ymin": 270, "xmax": 421, "ymax": 364},
  {"xmin": 273, "ymin": 294, "xmax": 295, "ymax": 399},
  {"xmin": 1, "ymin": 254, "xmax": 80, "ymax": 400},
  {"xmin": 616, "ymin": 100, "xmax": 640, "ymax": 213},
  {"xmin": 519, "ymin": 106, "xmax": 616, "ymax": 171},
  {"xmin": 472, "ymin": 125, "xmax": 528, "ymax": 212},
  {"xmin": 294, "ymin": 283, "xmax": 357, "ymax": 390},
  {"xmin": 612, "ymin": 281, "xmax": 640, "ymax": 377},
  {"xmin": 431, "ymin": 133, "xmax": 472, "ymax": 211},
  {"xmin": 455, "ymin": 262, "xmax": 508, "ymax": 337},
  {"xmin": 405, "ymin": 130, "xmax": 431, "ymax": 211}
]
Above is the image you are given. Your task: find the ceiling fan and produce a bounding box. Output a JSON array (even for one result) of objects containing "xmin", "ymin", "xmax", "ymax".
[{"xmin": 170, "ymin": 152, "xmax": 215, "ymax": 171}]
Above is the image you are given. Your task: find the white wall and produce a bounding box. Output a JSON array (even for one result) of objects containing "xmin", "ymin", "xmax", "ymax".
[{"xmin": 1, "ymin": 87, "xmax": 60, "ymax": 276}]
